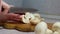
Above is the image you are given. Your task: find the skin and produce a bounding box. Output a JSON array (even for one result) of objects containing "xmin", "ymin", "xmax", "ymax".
[{"xmin": 0, "ymin": 1, "xmax": 23, "ymax": 21}]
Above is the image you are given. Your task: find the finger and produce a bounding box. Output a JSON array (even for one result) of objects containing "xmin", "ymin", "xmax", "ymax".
[
  {"xmin": 8, "ymin": 13, "xmax": 20, "ymax": 17},
  {"xmin": 7, "ymin": 13, "xmax": 20, "ymax": 19},
  {"xmin": 2, "ymin": 8, "xmax": 9, "ymax": 14},
  {"xmin": 3, "ymin": 5, "xmax": 14, "ymax": 14},
  {"xmin": 2, "ymin": 6, "xmax": 10, "ymax": 14},
  {"xmin": 2, "ymin": 1, "xmax": 10, "ymax": 14},
  {"xmin": 7, "ymin": 13, "xmax": 23, "ymax": 21},
  {"xmin": 10, "ymin": 18, "xmax": 21, "ymax": 21},
  {"xmin": 0, "ymin": 0, "xmax": 2, "ymax": 13},
  {"xmin": 12, "ymin": 15, "xmax": 24, "ymax": 21}
]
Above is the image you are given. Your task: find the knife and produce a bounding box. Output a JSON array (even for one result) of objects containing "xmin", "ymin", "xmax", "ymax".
[{"xmin": 8, "ymin": 7, "xmax": 39, "ymax": 13}]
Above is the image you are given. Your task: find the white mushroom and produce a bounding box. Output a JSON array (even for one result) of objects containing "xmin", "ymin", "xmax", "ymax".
[
  {"xmin": 46, "ymin": 29, "xmax": 53, "ymax": 34},
  {"xmin": 53, "ymin": 31, "xmax": 59, "ymax": 34},
  {"xmin": 30, "ymin": 13, "xmax": 44, "ymax": 24},
  {"xmin": 30, "ymin": 18, "xmax": 41, "ymax": 24},
  {"xmin": 22, "ymin": 15, "xmax": 30, "ymax": 23},
  {"xmin": 34, "ymin": 13, "xmax": 41, "ymax": 18},
  {"xmin": 35, "ymin": 21, "xmax": 48, "ymax": 34},
  {"xmin": 21, "ymin": 12, "xmax": 35, "ymax": 24},
  {"xmin": 52, "ymin": 22, "xmax": 60, "ymax": 32},
  {"xmin": 24, "ymin": 12, "xmax": 35, "ymax": 19},
  {"xmin": 21, "ymin": 12, "xmax": 44, "ymax": 24},
  {"xmin": 34, "ymin": 13, "xmax": 44, "ymax": 21}
]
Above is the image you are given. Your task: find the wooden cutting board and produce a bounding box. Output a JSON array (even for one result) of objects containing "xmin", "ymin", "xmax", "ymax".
[{"xmin": 0, "ymin": 21, "xmax": 53, "ymax": 32}]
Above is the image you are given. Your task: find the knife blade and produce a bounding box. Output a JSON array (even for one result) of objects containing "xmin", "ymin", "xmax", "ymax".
[{"xmin": 8, "ymin": 7, "xmax": 39, "ymax": 13}]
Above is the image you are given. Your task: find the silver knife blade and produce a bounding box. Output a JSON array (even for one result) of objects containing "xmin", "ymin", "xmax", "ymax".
[{"xmin": 9, "ymin": 7, "xmax": 39, "ymax": 13}]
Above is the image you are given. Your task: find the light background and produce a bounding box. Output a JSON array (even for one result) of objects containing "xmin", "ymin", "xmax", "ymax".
[
  {"xmin": 1, "ymin": 0, "xmax": 60, "ymax": 34},
  {"xmin": 2, "ymin": 0, "xmax": 60, "ymax": 23}
]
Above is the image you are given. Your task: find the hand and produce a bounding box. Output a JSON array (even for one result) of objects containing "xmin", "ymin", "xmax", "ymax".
[
  {"xmin": 7, "ymin": 13, "xmax": 22, "ymax": 21},
  {"xmin": 0, "ymin": 1, "xmax": 23, "ymax": 22},
  {"xmin": 0, "ymin": 13, "xmax": 23, "ymax": 22},
  {"xmin": 2, "ymin": 1, "xmax": 14, "ymax": 14}
]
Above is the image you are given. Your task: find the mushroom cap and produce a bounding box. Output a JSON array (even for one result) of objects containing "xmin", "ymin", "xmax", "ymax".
[
  {"xmin": 52, "ymin": 22, "xmax": 60, "ymax": 31},
  {"xmin": 30, "ymin": 18, "xmax": 40, "ymax": 24},
  {"xmin": 33, "ymin": 13, "xmax": 41, "ymax": 18},
  {"xmin": 35, "ymin": 21, "xmax": 48, "ymax": 34},
  {"xmin": 53, "ymin": 31, "xmax": 59, "ymax": 34},
  {"xmin": 30, "ymin": 13, "xmax": 44, "ymax": 24},
  {"xmin": 21, "ymin": 12, "xmax": 35, "ymax": 24},
  {"xmin": 46, "ymin": 29, "xmax": 53, "ymax": 34}
]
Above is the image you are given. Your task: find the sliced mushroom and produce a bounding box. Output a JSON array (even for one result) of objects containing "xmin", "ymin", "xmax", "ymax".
[
  {"xmin": 21, "ymin": 12, "xmax": 35, "ymax": 24},
  {"xmin": 30, "ymin": 18, "xmax": 40, "ymax": 24}
]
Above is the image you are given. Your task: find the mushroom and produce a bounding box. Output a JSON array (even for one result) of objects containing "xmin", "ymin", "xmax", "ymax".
[
  {"xmin": 33, "ymin": 13, "xmax": 41, "ymax": 18},
  {"xmin": 30, "ymin": 13, "xmax": 44, "ymax": 24},
  {"xmin": 35, "ymin": 21, "xmax": 48, "ymax": 34},
  {"xmin": 46, "ymin": 29, "xmax": 53, "ymax": 34},
  {"xmin": 52, "ymin": 22, "xmax": 60, "ymax": 34},
  {"xmin": 22, "ymin": 15, "xmax": 30, "ymax": 23},
  {"xmin": 52, "ymin": 22, "xmax": 60, "ymax": 32},
  {"xmin": 34, "ymin": 13, "xmax": 44, "ymax": 21},
  {"xmin": 21, "ymin": 12, "xmax": 35, "ymax": 24},
  {"xmin": 53, "ymin": 31, "xmax": 59, "ymax": 34},
  {"xmin": 30, "ymin": 18, "xmax": 41, "ymax": 24},
  {"xmin": 21, "ymin": 12, "xmax": 44, "ymax": 24}
]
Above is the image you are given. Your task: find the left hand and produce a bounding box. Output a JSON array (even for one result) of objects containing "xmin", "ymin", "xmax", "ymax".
[
  {"xmin": 6, "ymin": 13, "xmax": 22, "ymax": 21},
  {"xmin": 2, "ymin": 1, "xmax": 14, "ymax": 14},
  {"xmin": 0, "ymin": 1, "xmax": 23, "ymax": 22}
]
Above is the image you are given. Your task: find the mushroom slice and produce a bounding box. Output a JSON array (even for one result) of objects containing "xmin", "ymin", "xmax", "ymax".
[
  {"xmin": 22, "ymin": 12, "xmax": 35, "ymax": 24},
  {"xmin": 30, "ymin": 13, "xmax": 44, "ymax": 24},
  {"xmin": 30, "ymin": 18, "xmax": 40, "ymax": 24}
]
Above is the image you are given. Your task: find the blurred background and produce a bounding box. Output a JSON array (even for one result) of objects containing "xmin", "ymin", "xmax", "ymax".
[{"xmin": 3, "ymin": 0, "xmax": 60, "ymax": 22}]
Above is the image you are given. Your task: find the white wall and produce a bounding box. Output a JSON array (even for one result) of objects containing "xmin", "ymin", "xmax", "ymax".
[
  {"xmin": 3, "ymin": 0, "xmax": 60, "ymax": 15},
  {"xmin": 23, "ymin": 0, "xmax": 60, "ymax": 15},
  {"xmin": 3, "ymin": 0, "xmax": 23, "ymax": 7},
  {"xmin": 3, "ymin": 0, "xmax": 60, "ymax": 22},
  {"xmin": 23, "ymin": 0, "xmax": 60, "ymax": 22}
]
